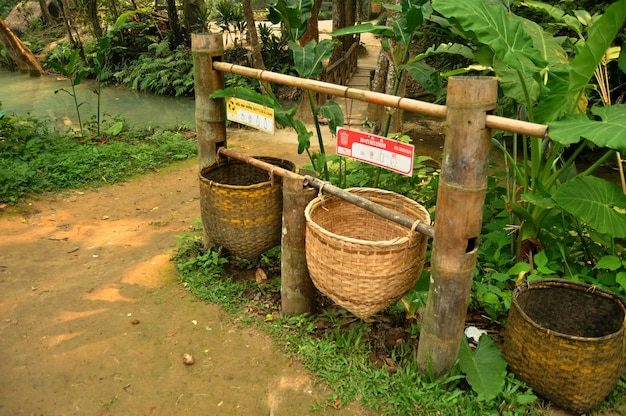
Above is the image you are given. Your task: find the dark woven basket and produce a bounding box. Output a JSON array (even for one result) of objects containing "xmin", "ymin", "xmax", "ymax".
[
  {"xmin": 503, "ymin": 279, "xmax": 626, "ymax": 414},
  {"xmin": 199, "ymin": 156, "xmax": 295, "ymax": 260}
]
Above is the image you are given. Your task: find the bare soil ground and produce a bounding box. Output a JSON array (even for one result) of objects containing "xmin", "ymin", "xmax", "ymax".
[
  {"xmin": 3, "ymin": 22, "xmax": 620, "ymax": 415},
  {"xmin": 0, "ymin": 129, "xmax": 376, "ymax": 415},
  {"xmin": 0, "ymin": 23, "xmax": 380, "ymax": 415}
]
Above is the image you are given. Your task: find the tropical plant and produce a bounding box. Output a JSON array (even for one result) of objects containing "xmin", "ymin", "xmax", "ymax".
[
  {"xmin": 266, "ymin": 0, "xmax": 344, "ymax": 180},
  {"xmin": 331, "ymin": 0, "xmax": 445, "ymax": 186},
  {"xmin": 258, "ymin": 23, "xmax": 293, "ymax": 74},
  {"xmin": 458, "ymin": 334, "xmax": 508, "ymax": 401},
  {"xmin": 212, "ymin": 0, "xmax": 342, "ymax": 180},
  {"xmin": 213, "ymin": 0, "xmax": 245, "ymax": 44},
  {"xmin": 331, "ymin": 0, "xmax": 433, "ymax": 137},
  {"xmin": 0, "ymin": 112, "xmax": 197, "ymax": 203},
  {"xmin": 424, "ymin": 0, "xmax": 626, "ymax": 260},
  {"xmin": 120, "ymin": 41, "xmax": 195, "ymax": 96},
  {"xmin": 89, "ymin": 11, "xmax": 135, "ymax": 135},
  {"xmin": 44, "ymin": 49, "xmax": 90, "ymax": 135}
]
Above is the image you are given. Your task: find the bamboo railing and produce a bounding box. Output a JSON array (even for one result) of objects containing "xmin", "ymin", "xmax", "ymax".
[
  {"xmin": 212, "ymin": 61, "xmax": 548, "ymax": 138},
  {"xmin": 193, "ymin": 32, "xmax": 552, "ymax": 379}
]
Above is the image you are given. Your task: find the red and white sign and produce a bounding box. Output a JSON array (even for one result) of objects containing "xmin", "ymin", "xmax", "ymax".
[{"xmin": 336, "ymin": 127, "xmax": 414, "ymax": 176}]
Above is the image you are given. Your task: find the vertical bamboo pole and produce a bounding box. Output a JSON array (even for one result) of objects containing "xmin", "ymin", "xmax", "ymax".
[
  {"xmin": 192, "ymin": 33, "xmax": 226, "ymax": 248},
  {"xmin": 191, "ymin": 33, "xmax": 226, "ymax": 169},
  {"xmin": 417, "ymin": 77, "xmax": 497, "ymax": 378},
  {"xmin": 281, "ymin": 172, "xmax": 317, "ymax": 316}
]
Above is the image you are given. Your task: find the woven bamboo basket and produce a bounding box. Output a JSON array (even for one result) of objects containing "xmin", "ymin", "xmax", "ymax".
[
  {"xmin": 503, "ymin": 278, "xmax": 626, "ymax": 414},
  {"xmin": 304, "ymin": 188, "xmax": 430, "ymax": 320},
  {"xmin": 199, "ymin": 156, "xmax": 295, "ymax": 260}
]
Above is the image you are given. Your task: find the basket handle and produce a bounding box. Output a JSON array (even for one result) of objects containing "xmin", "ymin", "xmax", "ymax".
[
  {"xmin": 369, "ymin": 196, "xmax": 423, "ymax": 236},
  {"xmin": 268, "ymin": 166, "xmax": 276, "ymax": 186}
]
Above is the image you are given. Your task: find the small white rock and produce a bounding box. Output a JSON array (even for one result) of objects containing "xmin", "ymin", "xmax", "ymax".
[{"xmin": 464, "ymin": 326, "xmax": 487, "ymax": 342}]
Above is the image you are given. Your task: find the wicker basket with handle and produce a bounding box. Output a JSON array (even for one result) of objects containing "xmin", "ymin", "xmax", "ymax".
[
  {"xmin": 503, "ymin": 278, "xmax": 626, "ymax": 414},
  {"xmin": 304, "ymin": 188, "xmax": 430, "ymax": 320},
  {"xmin": 199, "ymin": 156, "xmax": 295, "ymax": 260}
]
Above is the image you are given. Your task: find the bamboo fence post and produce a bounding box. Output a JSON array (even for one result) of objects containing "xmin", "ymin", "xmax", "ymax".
[
  {"xmin": 192, "ymin": 33, "xmax": 226, "ymax": 248},
  {"xmin": 417, "ymin": 77, "xmax": 498, "ymax": 378},
  {"xmin": 281, "ymin": 172, "xmax": 317, "ymax": 316},
  {"xmin": 192, "ymin": 33, "xmax": 226, "ymax": 169}
]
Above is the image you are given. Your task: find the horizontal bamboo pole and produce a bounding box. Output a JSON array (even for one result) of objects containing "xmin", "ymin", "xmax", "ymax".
[
  {"xmin": 217, "ymin": 148, "xmax": 435, "ymax": 238},
  {"xmin": 212, "ymin": 61, "xmax": 548, "ymax": 139},
  {"xmin": 302, "ymin": 176, "xmax": 435, "ymax": 238},
  {"xmin": 217, "ymin": 148, "xmax": 294, "ymax": 178}
]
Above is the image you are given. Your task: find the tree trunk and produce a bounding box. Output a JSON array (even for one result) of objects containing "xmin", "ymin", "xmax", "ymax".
[
  {"xmin": 39, "ymin": 0, "xmax": 57, "ymax": 25},
  {"xmin": 83, "ymin": 0, "xmax": 102, "ymax": 39},
  {"xmin": 241, "ymin": 0, "xmax": 264, "ymax": 70},
  {"xmin": 329, "ymin": 0, "xmax": 347, "ymax": 64},
  {"xmin": 56, "ymin": 0, "xmax": 81, "ymax": 52},
  {"xmin": 299, "ymin": 0, "xmax": 321, "ymax": 46},
  {"xmin": 367, "ymin": 48, "xmax": 388, "ymax": 134},
  {"xmin": 183, "ymin": 0, "xmax": 204, "ymax": 36},
  {"xmin": 0, "ymin": 18, "xmax": 44, "ymax": 75},
  {"xmin": 165, "ymin": 0, "xmax": 184, "ymax": 48},
  {"xmin": 281, "ymin": 173, "xmax": 317, "ymax": 317},
  {"xmin": 355, "ymin": 0, "xmax": 364, "ymax": 23}
]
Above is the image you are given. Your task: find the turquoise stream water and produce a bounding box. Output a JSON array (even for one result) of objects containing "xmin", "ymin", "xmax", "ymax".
[{"xmin": 0, "ymin": 70, "xmax": 196, "ymax": 128}]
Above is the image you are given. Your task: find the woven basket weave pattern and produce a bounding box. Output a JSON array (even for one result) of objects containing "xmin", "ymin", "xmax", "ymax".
[
  {"xmin": 503, "ymin": 279, "xmax": 626, "ymax": 414},
  {"xmin": 199, "ymin": 157, "xmax": 295, "ymax": 260},
  {"xmin": 305, "ymin": 188, "xmax": 430, "ymax": 319}
]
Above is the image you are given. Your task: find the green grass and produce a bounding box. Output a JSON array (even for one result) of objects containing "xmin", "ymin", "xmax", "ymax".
[
  {"xmin": 173, "ymin": 229, "xmax": 550, "ymax": 416},
  {"xmin": 0, "ymin": 112, "xmax": 197, "ymax": 203},
  {"xmin": 171, "ymin": 154, "xmax": 626, "ymax": 415}
]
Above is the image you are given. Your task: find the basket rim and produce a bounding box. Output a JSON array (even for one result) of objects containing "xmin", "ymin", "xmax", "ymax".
[
  {"xmin": 511, "ymin": 278, "xmax": 626, "ymax": 342},
  {"xmin": 199, "ymin": 156, "xmax": 295, "ymax": 190},
  {"xmin": 304, "ymin": 187, "xmax": 430, "ymax": 247}
]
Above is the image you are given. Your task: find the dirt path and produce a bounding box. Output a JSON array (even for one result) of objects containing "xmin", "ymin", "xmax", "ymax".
[
  {"xmin": 0, "ymin": 129, "xmax": 372, "ymax": 415},
  {"xmin": 0, "ymin": 24, "xmax": 380, "ymax": 415}
]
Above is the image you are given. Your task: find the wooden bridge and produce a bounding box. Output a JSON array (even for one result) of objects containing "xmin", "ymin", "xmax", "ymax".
[{"xmin": 319, "ymin": 40, "xmax": 374, "ymax": 126}]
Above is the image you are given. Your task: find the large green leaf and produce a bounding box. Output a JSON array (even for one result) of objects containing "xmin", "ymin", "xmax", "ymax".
[
  {"xmin": 399, "ymin": 61, "xmax": 441, "ymax": 95},
  {"xmin": 432, "ymin": 0, "xmax": 547, "ymax": 76},
  {"xmin": 547, "ymin": 104, "xmax": 626, "ymax": 153},
  {"xmin": 520, "ymin": 0, "xmax": 565, "ymax": 21},
  {"xmin": 268, "ymin": 0, "xmax": 312, "ymax": 41},
  {"xmin": 495, "ymin": 59, "xmax": 541, "ymax": 106},
  {"xmin": 317, "ymin": 100, "xmax": 344, "ymax": 135},
  {"xmin": 535, "ymin": 0, "xmax": 626, "ymax": 123},
  {"xmin": 289, "ymin": 39, "xmax": 335, "ymax": 79},
  {"xmin": 534, "ymin": 0, "xmax": 626, "ymax": 122},
  {"xmin": 330, "ymin": 23, "xmax": 394, "ymax": 38},
  {"xmin": 552, "ymin": 176, "xmax": 626, "ymax": 238},
  {"xmin": 458, "ymin": 334, "xmax": 507, "ymax": 401},
  {"xmin": 393, "ymin": 5, "xmax": 423, "ymax": 47},
  {"xmin": 407, "ymin": 42, "xmax": 475, "ymax": 64},
  {"xmin": 618, "ymin": 46, "xmax": 626, "ymax": 75},
  {"xmin": 568, "ymin": 0, "xmax": 626, "ymax": 100},
  {"xmin": 113, "ymin": 10, "xmax": 135, "ymax": 28}
]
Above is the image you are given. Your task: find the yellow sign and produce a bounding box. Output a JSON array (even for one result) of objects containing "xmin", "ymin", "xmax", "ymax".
[{"xmin": 226, "ymin": 97, "xmax": 275, "ymax": 134}]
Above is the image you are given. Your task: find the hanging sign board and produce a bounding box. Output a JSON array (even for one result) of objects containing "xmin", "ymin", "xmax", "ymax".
[
  {"xmin": 226, "ymin": 97, "xmax": 275, "ymax": 134},
  {"xmin": 336, "ymin": 127, "xmax": 415, "ymax": 176}
]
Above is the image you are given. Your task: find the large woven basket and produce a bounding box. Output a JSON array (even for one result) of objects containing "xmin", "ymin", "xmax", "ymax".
[
  {"xmin": 304, "ymin": 188, "xmax": 430, "ymax": 320},
  {"xmin": 199, "ymin": 156, "xmax": 295, "ymax": 260},
  {"xmin": 503, "ymin": 278, "xmax": 626, "ymax": 414}
]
